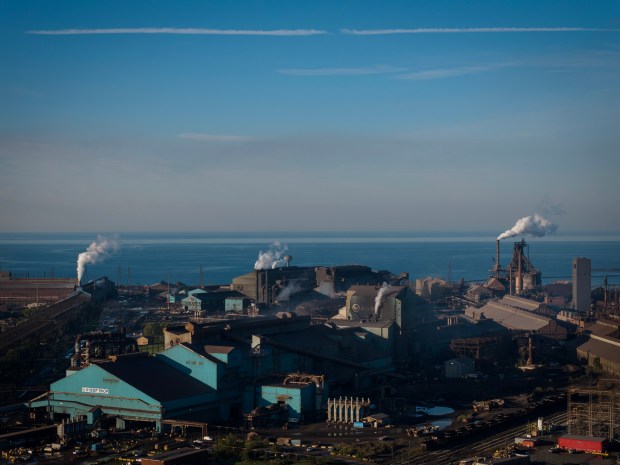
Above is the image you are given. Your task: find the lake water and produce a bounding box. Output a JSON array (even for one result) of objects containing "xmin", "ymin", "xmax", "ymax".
[{"xmin": 0, "ymin": 232, "xmax": 619, "ymax": 287}]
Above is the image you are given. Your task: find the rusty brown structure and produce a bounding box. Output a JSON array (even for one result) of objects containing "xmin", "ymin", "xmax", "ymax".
[
  {"xmin": 449, "ymin": 335, "xmax": 504, "ymax": 362},
  {"xmin": 567, "ymin": 388, "xmax": 620, "ymax": 440},
  {"xmin": 0, "ymin": 272, "xmax": 77, "ymax": 307}
]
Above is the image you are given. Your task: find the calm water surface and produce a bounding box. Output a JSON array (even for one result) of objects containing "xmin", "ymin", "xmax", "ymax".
[{"xmin": 0, "ymin": 232, "xmax": 619, "ymax": 287}]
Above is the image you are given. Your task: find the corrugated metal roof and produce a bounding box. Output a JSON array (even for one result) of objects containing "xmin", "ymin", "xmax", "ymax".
[
  {"xmin": 174, "ymin": 343, "xmax": 224, "ymax": 364},
  {"xmin": 577, "ymin": 337, "xmax": 620, "ymax": 364},
  {"xmin": 484, "ymin": 277, "xmax": 506, "ymax": 291},
  {"xmin": 500, "ymin": 295, "xmax": 542, "ymax": 312},
  {"xmin": 586, "ymin": 321, "xmax": 619, "ymax": 337},
  {"xmin": 96, "ymin": 355, "xmax": 214, "ymax": 402},
  {"xmin": 478, "ymin": 301, "xmax": 550, "ymax": 331}
]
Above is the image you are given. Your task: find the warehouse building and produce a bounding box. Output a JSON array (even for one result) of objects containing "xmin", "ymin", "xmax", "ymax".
[
  {"xmin": 343, "ymin": 284, "xmax": 432, "ymax": 366},
  {"xmin": 34, "ymin": 353, "xmax": 219, "ymax": 431},
  {"xmin": 471, "ymin": 296, "xmax": 569, "ymax": 340},
  {"xmin": 315, "ymin": 265, "xmax": 408, "ymax": 297},
  {"xmin": 576, "ymin": 321, "xmax": 620, "ymax": 376},
  {"xmin": 0, "ymin": 271, "xmax": 77, "ymax": 307},
  {"xmin": 231, "ymin": 265, "xmax": 409, "ymax": 307},
  {"xmin": 231, "ymin": 267, "xmax": 316, "ymax": 306}
]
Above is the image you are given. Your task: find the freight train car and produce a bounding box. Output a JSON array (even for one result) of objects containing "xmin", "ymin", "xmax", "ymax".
[{"xmin": 558, "ymin": 435, "xmax": 608, "ymax": 453}]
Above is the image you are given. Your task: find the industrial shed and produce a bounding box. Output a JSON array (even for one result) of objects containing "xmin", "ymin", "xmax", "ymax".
[
  {"xmin": 576, "ymin": 334, "xmax": 620, "ymax": 376},
  {"xmin": 32, "ymin": 353, "xmax": 219, "ymax": 431},
  {"xmin": 0, "ymin": 272, "xmax": 77, "ymax": 306},
  {"xmin": 256, "ymin": 382, "xmax": 318, "ymax": 423},
  {"xmin": 157, "ymin": 342, "xmax": 244, "ymax": 421},
  {"xmin": 474, "ymin": 298, "xmax": 568, "ymax": 340},
  {"xmin": 181, "ymin": 293, "xmax": 206, "ymax": 311},
  {"xmin": 499, "ymin": 295, "xmax": 555, "ymax": 318}
]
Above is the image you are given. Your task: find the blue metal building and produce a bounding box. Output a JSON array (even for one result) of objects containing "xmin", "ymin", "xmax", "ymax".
[{"xmin": 31, "ymin": 354, "xmax": 218, "ymax": 432}]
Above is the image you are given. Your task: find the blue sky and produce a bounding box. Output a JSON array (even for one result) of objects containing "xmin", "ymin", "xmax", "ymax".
[{"xmin": 1, "ymin": 1, "xmax": 619, "ymax": 233}]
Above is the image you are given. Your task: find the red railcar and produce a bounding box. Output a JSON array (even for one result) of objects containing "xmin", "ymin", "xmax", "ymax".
[{"xmin": 558, "ymin": 435, "xmax": 608, "ymax": 453}]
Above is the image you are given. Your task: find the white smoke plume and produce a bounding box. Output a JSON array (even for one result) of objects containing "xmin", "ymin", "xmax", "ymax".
[
  {"xmin": 77, "ymin": 235, "xmax": 120, "ymax": 283},
  {"xmin": 497, "ymin": 214, "xmax": 558, "ymax": 240},
  {"xmin": 276, "ymin": 281, "xmax": 304, "ymax": 302},
  {"xmin": 374, "ymin": 282, "xmax": 391, "ymax": 315},
  {"xmin": 254, "ymin": 242, "xmax": 288, "ymax": 270}
]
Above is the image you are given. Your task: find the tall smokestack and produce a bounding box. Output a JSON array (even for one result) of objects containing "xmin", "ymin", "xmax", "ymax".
[
  {"xmin": 495, "ymin": 239, "xmax": 501, "ymax": 275},
  {"xmin": 517, "ymin": 246, "xmax": 523, "ymax": 294},
  {"xmin": 256, "ymin": 270, "xmax": 260, "ymax": 304}
]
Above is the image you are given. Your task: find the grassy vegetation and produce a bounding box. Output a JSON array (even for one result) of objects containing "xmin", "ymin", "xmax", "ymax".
[{"xmin": 209, "ymin": 434, "xmax": 349, "ymax": 465}]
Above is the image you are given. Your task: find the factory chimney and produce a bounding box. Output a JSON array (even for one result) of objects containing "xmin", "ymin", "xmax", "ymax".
[
  {"xmin": 527, "ymin": 336, "xmax": 534, "ymax": 365},
  {"xmin": 516, "ymin": 246, "xmax": 523, "ymax": 295},
  {"xmin": 494, "ymin": 239, "xmax": 501, "ymax": 275}
]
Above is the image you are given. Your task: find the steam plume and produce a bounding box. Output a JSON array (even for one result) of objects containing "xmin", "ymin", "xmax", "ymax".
[
  {"xmin": 374, "ymin": 282, "xmax": 390, "ymax": 315},
  {"xmin": 276, "ymin": 281, "xmax": 303, "ymax": 302},
  {"xmin": 497, "ymin": 214, "xmax": 558, "ymax": 240},
  {"xmin": 77, "ymin": 235, "xmax": 120, "ymax": 283},
  {"xmin": 254, "ymin": 242, "xmax": 288, "ymax": 270}
]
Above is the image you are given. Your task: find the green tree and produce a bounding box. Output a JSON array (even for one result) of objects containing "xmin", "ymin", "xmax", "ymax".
[
  {"xmin": 143, "ymin": 322, "xmax": 164, "ymax": 340},
  {"xmin": 212, "ymin": 433, "xmax": 243, "ymax": 460}
]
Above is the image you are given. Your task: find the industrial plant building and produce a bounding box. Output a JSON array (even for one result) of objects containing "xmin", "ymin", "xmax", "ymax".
[
  {"xmin": 576, "ymin": 320, "xmax": 620, "ymax": 376},
  {"xmin": 231, "ymin": 265, "xmax": 409, "ymax": 308},
  {"xmin": 572, "ymin": 257, "xmax": 592, "ymax": 312},
  {"xmin": 32, "ymin": 308, "xmax": 419, "ymax": 432},
  {"xmin": 466, "ymin": 295, "xmax": 569, "ymax": 340},
  {"xmin": 11, "ymin": 241, "xmax": 617, "ymax": 449},
  {"xmin": 31, "ymin": 319, "xmax": 335, "ymax": 431},
  {"xmin": 488, "ymin": 239, "xmax": 542, "ymax": 296},
  {"xmin": 0, "ymin": 271, "xmax": 77, "ymax": 307}
]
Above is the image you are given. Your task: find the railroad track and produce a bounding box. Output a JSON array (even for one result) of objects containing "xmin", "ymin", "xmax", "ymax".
[
  {"xmin": 384, "ymin": 410, "xmax": 567, "ymax": 465},
  {"xmin": 0, "ymin": 293, "xmax": 90, "ymax": 352}
]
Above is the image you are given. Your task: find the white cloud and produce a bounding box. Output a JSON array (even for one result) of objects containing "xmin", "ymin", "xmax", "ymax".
[
  {"xmin": 177, "ymin": 133, "xmax": 252, "ymax": 142},
  {"xmin": 28, "ymin": 26, "xmax": 616, "ymax": 37},
  {"xmin": 341, "ymin": 27, "xmax": 615, "ymax": 35},
  {"xmin": 394, "ymin": 64, "xmax": 511, "ymax": 80},
  {"xmin": 27, "ymin": 27, "xmax": 327, "ymax": 36},
  {"xmin": 278, "ymin": 65, "xmax": 407, "ymax": 76}
]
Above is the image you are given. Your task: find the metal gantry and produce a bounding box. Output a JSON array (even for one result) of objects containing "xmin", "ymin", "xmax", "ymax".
[{"xmin": 567, "ymin": 388, "xmax": 620, "ymax": 440}]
